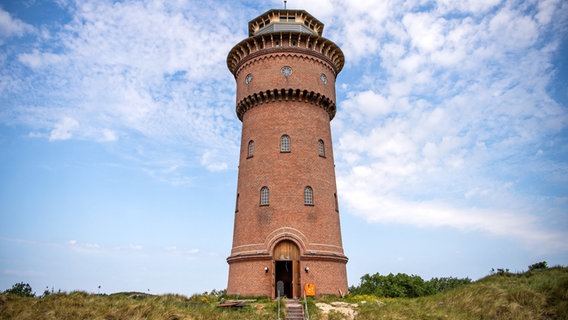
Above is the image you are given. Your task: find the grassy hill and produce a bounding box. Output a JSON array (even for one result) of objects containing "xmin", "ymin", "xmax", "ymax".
[
  {"xmin": 1, "ymin": 267, "xmax": 566, "ymax": 320},
  {"xmin": 350, "ymin": 266, "xmax": 568, "ymax": 320}
]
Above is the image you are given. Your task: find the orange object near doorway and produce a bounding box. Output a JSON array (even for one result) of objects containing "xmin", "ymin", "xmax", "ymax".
[{"xmin": 305, "ymin": 283, "xmax": 316, "ymax": 297}]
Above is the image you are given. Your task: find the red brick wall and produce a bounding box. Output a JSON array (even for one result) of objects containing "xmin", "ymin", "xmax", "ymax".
[
  {"xmin": 300, "ymin": 259, "xmax": 349, "ymax": 296},
  {"xmin": 227, "ymin": 31, "xmax": 348, "ymax": 298},
  {"xmin": 227, "ymin": 258, "xmax": 272, "ymax": 297}
]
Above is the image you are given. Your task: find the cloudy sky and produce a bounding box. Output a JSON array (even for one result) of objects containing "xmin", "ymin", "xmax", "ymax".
[{"xmin": 1, "ymin": 0, "xmax": 567, "ymax": 295}]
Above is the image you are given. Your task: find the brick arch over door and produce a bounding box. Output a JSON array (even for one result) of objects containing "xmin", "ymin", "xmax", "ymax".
[{"xmin": 265, "ymin": 227, "xmax": 308, "ymax": 255}]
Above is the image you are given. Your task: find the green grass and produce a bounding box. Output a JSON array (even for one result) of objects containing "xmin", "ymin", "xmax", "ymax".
[{"xmin": 1, "ymin": 267, "xmax": 566, "ymax": 320}]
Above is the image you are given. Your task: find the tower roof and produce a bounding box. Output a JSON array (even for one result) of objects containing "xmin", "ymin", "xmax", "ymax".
[{"xmin": 248, "ymin": 9, "xmax": 324, "ymax": 37}]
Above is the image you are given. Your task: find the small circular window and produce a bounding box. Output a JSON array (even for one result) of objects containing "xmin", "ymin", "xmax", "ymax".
[
  {"xmin": 245, "ymin": 73, "xmax": 253, "ymax": 84},
  {"xmin": 281, "ymin": 66, "xmax": 293, "ymax": 77},
  {"xmin": 320, "ymin": 73, "xmax": 328, "ymax": 84}
]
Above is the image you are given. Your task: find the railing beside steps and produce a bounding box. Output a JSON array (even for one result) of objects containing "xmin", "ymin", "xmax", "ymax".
[{"xmin": 303, "ymin": 290, "xmax": 310, "ymax": 320}]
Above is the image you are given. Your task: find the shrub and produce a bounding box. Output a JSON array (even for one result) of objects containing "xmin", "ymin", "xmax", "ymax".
[
  {"xmin": 3, "ymin": 282, "xmax": 35, "ymax": 297},
  {"xmin": 528, "ymin": 261, "xmax": 548, "ymax": 271},
  {"xmin": 351, "ymin": 273, "xmax": 435, "ymax": 298},
  {"xmin": 351, "ymin": 273, "xmax": 472, "ymax": 298},
  {"xmin": 428, "ymin": 277, "xmax": 472, "ymax": 293}
]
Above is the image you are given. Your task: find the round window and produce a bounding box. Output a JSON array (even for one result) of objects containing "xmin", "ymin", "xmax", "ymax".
[
  {"xmin": 281, "ymin": 66, "xmax": 293, "ymax": 77},
  {"xmin": 320, "ymin": 73, "xmax": 328, "ymax": 84}
]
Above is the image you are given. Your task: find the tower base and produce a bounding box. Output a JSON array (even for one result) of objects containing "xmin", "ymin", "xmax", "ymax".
[{"xmin": 227, "ymin": 252, "xmax": 348, "ymax": 298}]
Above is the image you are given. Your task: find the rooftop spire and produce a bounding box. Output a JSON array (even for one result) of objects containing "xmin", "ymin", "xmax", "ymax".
[{"xmin": 284, "ymin": 1, "xmax": 287, "ymax": 9}]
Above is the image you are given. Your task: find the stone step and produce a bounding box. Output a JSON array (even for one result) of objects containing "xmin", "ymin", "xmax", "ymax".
[{"xmin": 285, "ymin": 299, "xmax": 305, "ymax": 320}]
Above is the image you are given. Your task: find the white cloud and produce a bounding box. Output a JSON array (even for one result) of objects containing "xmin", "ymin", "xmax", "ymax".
[
  {"xmin": 49, "ymin": 117, "xmax": 79, "ymax": 141},
  {"xmin": 343, "ymin": 90, "xmax": 393, "ymax": 120},
  {"xmin": 98, "ymin": 128, "xmax": 117, "ymax": 142},
  {"xmin": 402, "ymin": 13, "xmax": 446, "ymax": 53},
  {"xmin": 437, "ymin": 0, "xmax": 501, "ymax": 14},
  {"xmin": 0, "ymin": 7, "xmax": 34, "ymax": 40},
  {"xmin": 535, "ymin": 0, "xmax": 564, "ymax": 26},
  {"xmin": 68, "ymin": 239, "xmax": 101, "ymax": 253},
  {"xmin": 165, "ymin": 245, "xmax": 200, "ymax": 260},
  {"xmin": 201, "ymin": 150, "xmax": 229, "ymax": 172},
  {"xmin": 488, "ymin": 7, "xmax": 538, "ymax": 50},
  {"xmin": 2, "ymin": 0, "xmax": 245, "ymax": 174},
  {"xmin": 333, "ymin": 0, "xmax": 568, "ymax": 252},
  {"xmin": 338, "ymin": 174, "xmax": 568, "ymax": 252},
  {"xmin": 18, "ymin": 49, "xmax": 65, "ymax": 69}
]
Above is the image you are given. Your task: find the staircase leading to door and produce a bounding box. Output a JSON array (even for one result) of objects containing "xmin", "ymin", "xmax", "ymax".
[{"xmin": 285, "ymin": 299, "xmax": 305, "ymax": 320}]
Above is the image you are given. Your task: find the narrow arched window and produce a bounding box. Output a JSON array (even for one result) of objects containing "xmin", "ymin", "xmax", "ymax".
[
  {"xmin": 304, "ymin": 186, "xmax": 314, "ymax": 206},
  {"xmin": 318, "ymin": 139, "xmax": 325, "ymax": 157},
  {"xmin": 235, "ymin": 193, "xmax": 239, "ymax": 213},
  {"xmin": 248, "ymin": 140, "xmax": 254, "ymax": 158},
  {"xmin": 280, "ymin": 135, "xmax": 291, "ymax": 152},
  {"xmin": 260, "ymin": 186, "xmax": 269, "ymax": 206},
  {"xmin": 334, "ymin": 193, "xmax": 339, "ymax": 212}
]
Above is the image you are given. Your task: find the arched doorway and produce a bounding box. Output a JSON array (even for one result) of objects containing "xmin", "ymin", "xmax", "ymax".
[{"xmin": 273, "ymin": 240, "xmax": 300, "ymax": 298}]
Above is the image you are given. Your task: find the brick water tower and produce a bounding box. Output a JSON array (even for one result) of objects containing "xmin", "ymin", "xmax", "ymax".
[{"xmin": 226, "ymin": 8, "xmax": 348, "ymax": 298}]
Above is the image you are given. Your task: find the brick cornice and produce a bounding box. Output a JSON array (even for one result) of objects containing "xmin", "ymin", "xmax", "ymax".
[
  {"xmin": 236, "ymin": 88, "xmax": 336, "ymax": 121},
  {"xmin": 227, "ymin": 252, "xmax": 348, "ymax": 264},
  {"xmin": 227, "ymin": 32, "xmax": 344, "ymax": 76},
  {"xmin": 227, "ymin": 252, "xmax": 271, "ymax": 264}
]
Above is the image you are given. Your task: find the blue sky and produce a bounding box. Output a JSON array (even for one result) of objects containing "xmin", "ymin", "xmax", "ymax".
[{"xmin": 1, "ymin": 0, "xmax": 567, "ymax": 295}]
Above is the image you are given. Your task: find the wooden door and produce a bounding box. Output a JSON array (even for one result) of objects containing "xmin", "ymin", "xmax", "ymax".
[
  {"xmin": 273, "ymin": 240, "xmax": 300, "ymax": 298},
  {"xmin": 293, "ymin": 260, "xmax": 300, "ymax": 298}
]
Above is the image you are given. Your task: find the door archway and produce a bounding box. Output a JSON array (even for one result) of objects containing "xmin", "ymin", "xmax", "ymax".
[{"xmin": 273, "ymin": 240, "xmax": 300, "ymax": 298}]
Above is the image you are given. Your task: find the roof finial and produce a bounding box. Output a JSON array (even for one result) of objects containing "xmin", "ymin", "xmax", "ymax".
[{"xmin": 284, "ymin": 1, "xmax": 287, "ymax": 9}]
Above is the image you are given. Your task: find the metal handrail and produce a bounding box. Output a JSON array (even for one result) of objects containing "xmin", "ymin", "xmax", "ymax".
[
  {"xmin": 303, "ymin": 290, "xmax": 310, "ymax": 320},
  {"xmin": 277, "ymin": 293, "xmax": 281, "ymax": 320}
]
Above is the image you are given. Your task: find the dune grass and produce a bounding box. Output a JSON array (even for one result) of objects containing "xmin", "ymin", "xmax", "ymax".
[
  {"xmin": 1, "ymin": 267, "xmax": 566, "ymax": 320},
  {"xmin": 0, "ymin": 291, "xmax": 278, "ymax": 320},
  {"xmin": 351, "ymin": 266, "xmax": 568, "ymax": 320}
]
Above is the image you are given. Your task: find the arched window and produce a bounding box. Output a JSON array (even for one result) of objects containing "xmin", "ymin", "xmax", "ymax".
[
  {"xmin": 318, "ymin": 139, "xmax": 325, "ymax": 157},
  {"xmin": 304, "ymin": 186, "xmax": 313, "ymax": 206},
  {"xmin": 260, "ymin": 186, "xmax": 269, "ymax": 206},
  {"xmin": 280, "ymin": 135, "xmax": 291, "ymax": 152},
  {"xmin": 248, "ymin": 140, "xmax": 254, "ymax": 158}
]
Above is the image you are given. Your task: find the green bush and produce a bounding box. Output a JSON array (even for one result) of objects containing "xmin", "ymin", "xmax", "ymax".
[
  {"xmin": 3, "ymin": 282, "xmax": 35, "ymax": 297},
  {"xmin": 428, "ymin": 276, "xmax": 472, "ymax": 293},
  {"xmin": 351, "ymin": 273, "xmax": 472, "ymax": 298},
  {"xmin": 351, "ymin": 273, "xmax": 434, "ymax": 298},
  {"xmin": 528, "ymin": 261, "xmax": 548, "ymax": 271}
]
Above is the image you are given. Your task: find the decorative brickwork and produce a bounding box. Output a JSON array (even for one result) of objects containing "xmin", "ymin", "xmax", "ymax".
[{"xmin": 226, "ymin": 9, "xmax": 348, "ymax": 298}]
